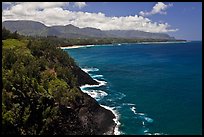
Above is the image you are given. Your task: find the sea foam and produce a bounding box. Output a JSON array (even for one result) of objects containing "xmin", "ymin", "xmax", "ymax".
[
  {"xmin": 82, "ymin": 67, "xmax": 99, "ymax": 73},
  {"xmin": 130, "ymin": 106, "xmax": 137, "ymax": 114},
  {"xmin": 130, "ymin": 106, "xmax": 146, "ymax": 116},
  {"xmin": 145, "ymin": 132, "xmax": 167, "ymax": 135},
  {"xmin": 81, "ymin": 89, "xmax": 108, "ymax": 101},
  {"xmin": 122, "ymin": 103, "xmax": 136, "ymax": 106},
  {"xmin": 60, "ymin": 44, "xmax": 95, "ymax": 49},
  {"xmin": 91, "ymin": 74, "xmax": 104, "ymax": 78},
  {"xmin": 100, "ymin": 105, "xmax": 122, "ymax": 135},
  {"xmin": 130, "ymin": 106, "xmax": 153, "ymax": 126},
  {"xmin": 80, "ymin": 79, "xmax": 107, "ymax": 89},
  {"xmin": 144, "ymin": 117, "xmax": 153, "ymax": 123},
  {"xmin": 80, "ymin": 66, "xmax": 122, "ymax": 135}
]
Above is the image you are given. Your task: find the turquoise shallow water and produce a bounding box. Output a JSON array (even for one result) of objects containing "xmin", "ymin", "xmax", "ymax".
[{"xmin": 64, "ymin": 41, "xmax": 202, "ymax": 135}]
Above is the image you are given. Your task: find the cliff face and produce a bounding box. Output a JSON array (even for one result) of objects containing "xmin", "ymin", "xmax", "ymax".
[
  {"xmin": 2, "ymin": 89, "xmax": 115, "ymax": 135},
  {"xmin": 39, "ymin": 92, "xmax": 115, "ymax": 135},
  {"xmin": 2, "ymin": 29, "xmax": 115, "ymax": 135},
  {"xmin": 73, "ymin": 66, "xmax": 99, "ymax": 86}
]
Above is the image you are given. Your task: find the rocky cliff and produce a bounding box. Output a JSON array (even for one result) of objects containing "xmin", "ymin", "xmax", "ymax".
[{"xmin": 2, "ymin": 28, "xmax": 116, "ymax": 135}]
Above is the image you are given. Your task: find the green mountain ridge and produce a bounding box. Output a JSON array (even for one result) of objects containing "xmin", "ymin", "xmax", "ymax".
[{"xmin": 3, "ymin": 20, "xmax": 175, "ymax": 40}]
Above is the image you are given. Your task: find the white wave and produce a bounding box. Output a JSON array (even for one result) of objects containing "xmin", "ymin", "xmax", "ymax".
[
  {"xmin": 91, "ymin": 74, "xmax": 104, "ymax": 78},
  {"xmin": 82, "ymin": 67, "xmax": 99, "ymax": 73},
  {"xmin": 80, "ymin": 79, "xmax": 107, "ymax": 90},
  {"xmin": 130, "ymin": 106, "xmax": 137, "ymax": 114},
  {"xmin": 144, "ymin": 129, "xmax": 149, "ymax": 133},
  {"xmin": 80, "ymin": 66, "xmax": 122, "ymax": 134},
  {"xmin": 94, "ymin": 79, "xmax": 107, "ymax": 86},
  {"xmin": 143, "ymin": 117, "xmax": 154, "ymax": 123},
  {"xmin": 122, "ymin": 103, "xmax": 136, "ymax": 106},
  {"xmin": 137, "ymin": 113, "xmax": 145, "ymax": 116},
  {"xmin": 142, "ymin": 121, "xmax": 145, "ymax": 126},
  {"xmin": 145, "ymin": 132, "xmax": 166, "ymax": 135},
  {"xmin": 80, "ymin": 67, "xmax": 107, "ymax": 89},
  {"xmin": 154, "ymin": 133, "xmax": 162, "ymax": 135},
  {"xmin": 80, "ymin": 84, "xmax": 97, "ymax": 89},
  {"xmin": 129, "ymin": 106, "xmax": 147, "ymax": 116},
  {"xmin": 60, "ymin": 45, "xmax": 95, "ymax": 49},
  {"xmin": 130, "ymin": 106, "xmax": 153, "ymax": 125},
  {"xmin": 100, "ymin": 105, "xmax": 122, "ymax": 135},
  {"xmin": 85, "ymin": 44, "xmax": 95, "ymax": 47},
  {"xmin": 130, "ymin": 106, "xmax": 145, "ymax": 116},
  {"xmin": 81, "ymin": 89, "xmax": 108, "ymax": 101},
  {"xmin": 60, "ymin": 46, "xmax": 82, "ymax": 49}
]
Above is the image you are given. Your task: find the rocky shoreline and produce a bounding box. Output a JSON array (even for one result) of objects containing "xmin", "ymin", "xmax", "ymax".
[
  {"xmin": 60, "ymin": 49, "xmax": 118, "ymax": 135},
  {"xmin": 78, "ymin": 92, "xmax": 116, "ymax": 135},
  {"xmin": 76, "ymin": 68, "xmax": 117, "ymax": 135},
  {"xmin": 2, "ymin": 32, "xmax": 117, "ymax": 135}
]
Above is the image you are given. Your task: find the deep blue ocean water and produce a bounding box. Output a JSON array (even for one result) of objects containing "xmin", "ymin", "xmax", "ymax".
[{"xmin": 64, "ymin": 41, "xmax": 202, "ymax": 135}]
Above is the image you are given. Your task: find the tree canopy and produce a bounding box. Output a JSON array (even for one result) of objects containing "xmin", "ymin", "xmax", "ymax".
[{"xmin": 2, "ymin": 28, "xmax": 86, "ymax": 135}]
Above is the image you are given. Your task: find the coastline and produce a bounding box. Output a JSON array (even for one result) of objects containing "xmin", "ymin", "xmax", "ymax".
[
  {"xmin": 59, "ymin": 40, "xmax": 188, "ymax": 50},
  {"xmin": 60, "ymin": 44, "xmax": 95, "ymax": 49},
  {"xmin": 78, "ymin": 67, "xmax": 121, "ymax": 135},
  {"xmin": 80, "ymin": 81, "xmax": 120, "ymax": 135},
  {"xmin": 100, "ymin": 105, "xmax": 121, "ymax": 135},
  {"xmin": 61, "ymin": 41, "xmax": 187, "ymax": 135}
]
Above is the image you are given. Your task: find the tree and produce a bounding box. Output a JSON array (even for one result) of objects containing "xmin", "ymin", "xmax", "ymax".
[
  {"xmin": 12, "ymin": 31, "xmax": 19, "ymax": 39},
  {"xmin": 27, "ymin": 40, "xmax": 32, "ymax": 49},
  {"xmin": 2, "ymin": 27, "xmax": 11, "ymax": 40}
]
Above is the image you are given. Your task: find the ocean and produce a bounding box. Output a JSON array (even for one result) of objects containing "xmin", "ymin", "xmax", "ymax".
[{"xmin": 63, "ymin": 41, "xmax": 202, "ymax": 135}]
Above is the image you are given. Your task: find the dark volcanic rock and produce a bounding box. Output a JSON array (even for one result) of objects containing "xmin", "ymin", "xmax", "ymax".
[
  {"xmin": 73, "ymin": 66, "xmax": 99, "ymax": 86},
  {"xmin": 40, "ymin": 91, "xmax": 116, "ymax": 135},
  {"xmin": 77, "ymin": 92, "xmax": 116, "ymax": 135}
]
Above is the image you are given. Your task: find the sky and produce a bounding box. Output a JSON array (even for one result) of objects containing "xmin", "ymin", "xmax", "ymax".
[{"xmin": 2, "ymin": 2, "xmax": 202, "ymax": 40}]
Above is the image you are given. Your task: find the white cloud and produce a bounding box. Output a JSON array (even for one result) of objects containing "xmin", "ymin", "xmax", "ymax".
[
  {"xmin": 74, "ymin": 2, "xmax": 87, "ymax": 9},
  {"xmin": 2, "ymin": 2, "xmax": 178, "ymax": 33},
  {"xmin": 3, "ymin": 2, "xmax": 12, "ymax": 5},
  {"xmin": 139, "ymin": 2, "xmax": 173, "ymax": 16}
]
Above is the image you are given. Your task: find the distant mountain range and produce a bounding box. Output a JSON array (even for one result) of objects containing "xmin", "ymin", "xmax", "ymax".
[{"xmin": 2, "ymin": 20, "xmax": 175, "ymax": 40}]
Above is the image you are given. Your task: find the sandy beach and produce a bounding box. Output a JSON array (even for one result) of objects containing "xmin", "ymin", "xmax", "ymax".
[{"xmin": 60, "ymin": 45, "xmax": 95, "ymax": 49}]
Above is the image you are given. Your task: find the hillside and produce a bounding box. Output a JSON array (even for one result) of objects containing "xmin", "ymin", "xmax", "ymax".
[
  {"xmin": 2, "ymin": 29, "xmax": 116, "ymax": 135},
  {"xmin": 3, "ymin": 20, "xmax": 175, "ymax": 40}
]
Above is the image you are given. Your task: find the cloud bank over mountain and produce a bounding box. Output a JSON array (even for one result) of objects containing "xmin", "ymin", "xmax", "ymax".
[{"xmin": 2, "ymin": 2, "xmax": 178, "ymax": 33}]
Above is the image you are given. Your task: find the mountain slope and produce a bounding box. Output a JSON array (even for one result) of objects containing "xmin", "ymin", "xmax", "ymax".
[
  {"xmin": 2, "ymin": 20, "xmax": 175, "ymax": 40},
  {"xmin": 2, "ymin": 29, "xmax": 116, "ymax": 135},
  {"xmin": 105, "ymin": 30, "xmax": 175, "ymax": 40}
]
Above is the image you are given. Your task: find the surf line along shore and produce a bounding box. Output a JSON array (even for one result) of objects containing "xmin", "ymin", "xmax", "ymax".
[
  {"xmin": 60, "ymin": 44, "xmax": 95, "ymax": 49},
  {"xmin": 60, "ymin": 46, "xmax": 121, "ymax": 135},
  {"xmin": 59, "ymin": 41, "xmax": 188, "ymax": 50},
  {"xmin": 79, "ymin": 67, "xmax": 121, "ymax": 135}
]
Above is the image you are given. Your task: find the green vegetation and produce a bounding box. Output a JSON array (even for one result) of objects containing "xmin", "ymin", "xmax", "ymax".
[
  {"xmin": 2, "ymin": 28, "xmax": 88, "ymax": 135},
  {"xmin": 57, "ymin": 37, "xmax": 174, "ymax": 46},
  {"xmin": 3, "ymin": 20, "xmax": 179, "ymax": 41},
  {"xmin": 2, "ymin": 27, "xmax": 20, "ymax": 40},
  {"xmin": 3, "ymin": 39, "xmax": 26, "ymax": 48},
  {"xmin": 25, "ymin": 36, "xmax": 183, "ymax": 49},
  {"xmin": 3, "ymin": 25, "xmax": 178, "ymax": 135}
]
